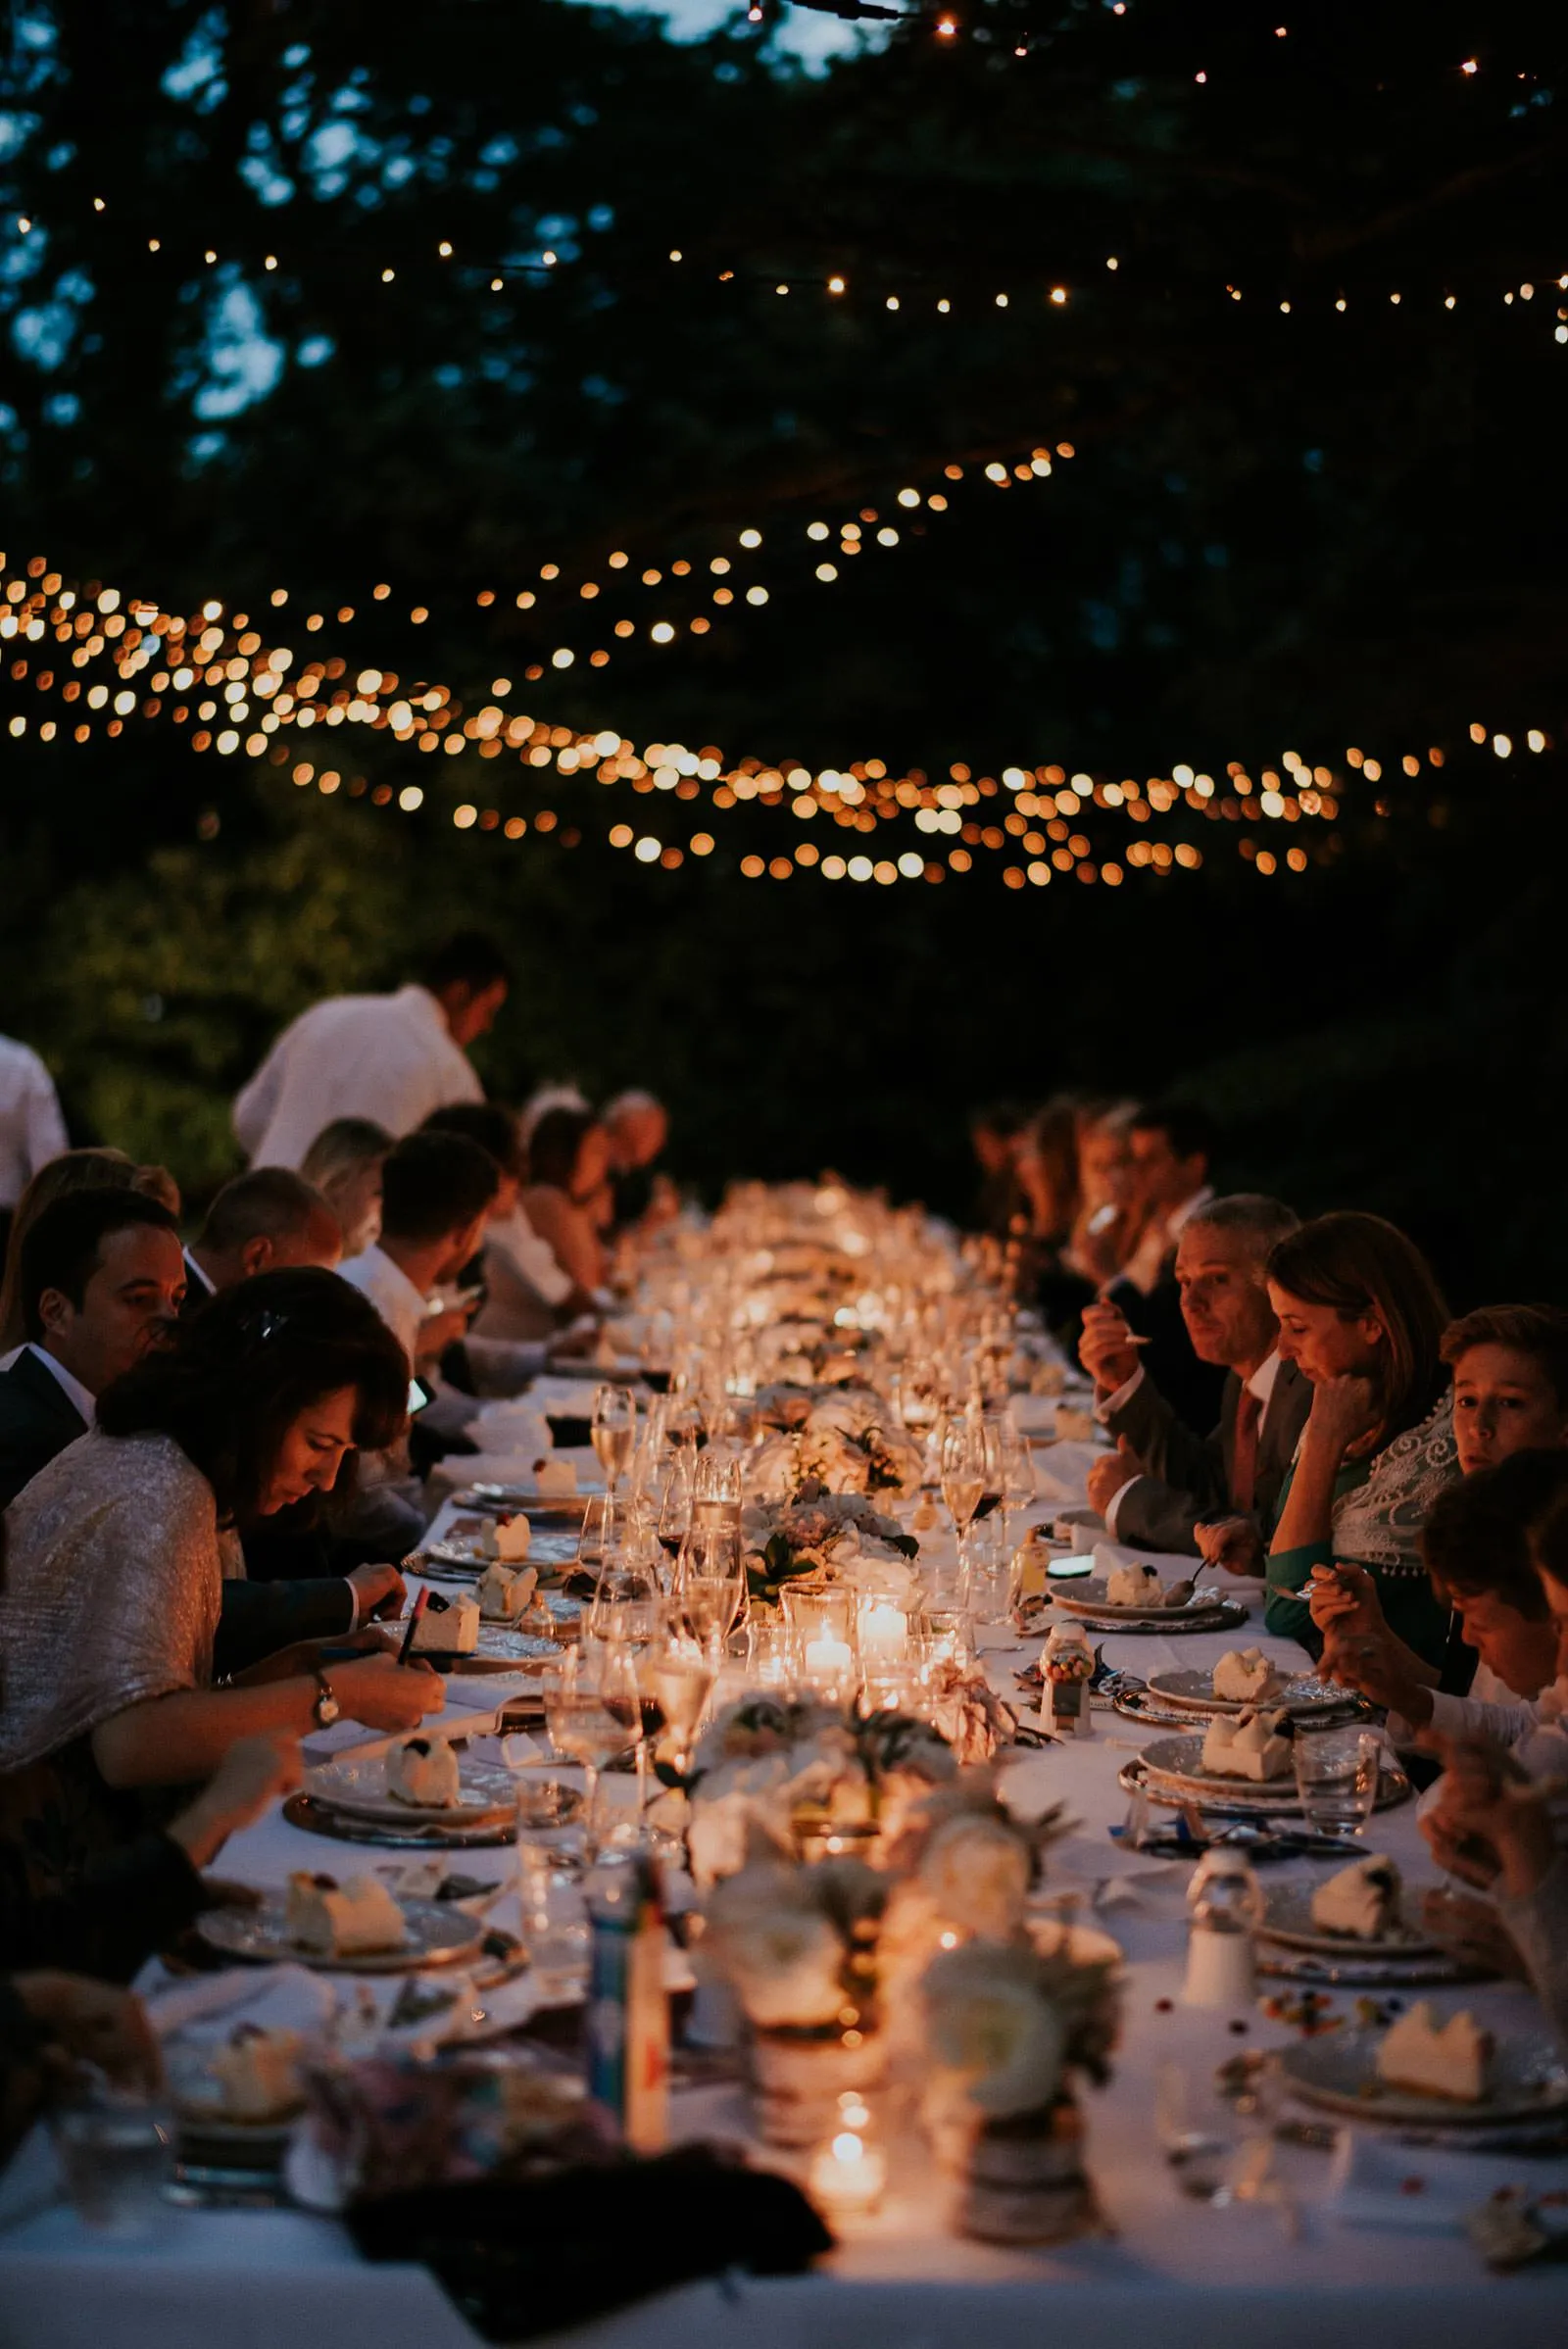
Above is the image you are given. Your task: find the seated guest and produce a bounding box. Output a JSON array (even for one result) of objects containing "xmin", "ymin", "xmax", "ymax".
[
  {"xmin": 0, "ymin": 1147, "xmax": 174, "ymax": 1355},
  {"xmin": 1320, "ymin": 1450, "xmax": 1568, "ymax": 1743},
  {"xmin": 1422, "ymin": 1732, "xmax": 1568, "ymax": 2058},
  {"xmin": 0, "ymin": 1269, "xmax": 441, "ymax": 1894},
  {"xmin": 521, "ymin": 1107, "xmax": 613, "ymax": 1297},
  {"xmin": 0, "ymin": 1734, "xmax": 300, "ymax": 1982},
  {"xmin": 340, "ymin": 1129, "xmax": 500, "ymax": 1371},
  {"xmin": 1261, "ymin": 1210, "xmax": 1457, "ymax": 1663},
  {"xmin": 968, "ymin": 1101, "xmax": 1031, "ymax": 1240},
  {"xmin": 1, "ymin": 1974, "xmax": 158, "ymax": 2165},
  {"xmin": 300, "ymin": 1116, "xmax": 393, "ymax": 1258},
  {"xmin": 181, "ymin": 1167, "xmax": 343, "ymax": 1309},
  {"xmin": 421, "ymin": 1101, "xmax": 587, "ymax": 1342},
  {"xmin": 1081, "ymin": 1194, "xmax": 1308, "ymax": 1556},
  {"xmin": 0, "ymin": 1191, "xmax": 186, "ymax": 1508},
  {"xmin": 233, "ymin": 933, "xmax": 510, "ymax": 1170},
  {"xmin": 0, "ymin": 1193, "xmax": 403, "ymax": 1664},
  {"xmin": 1444, "ymin": 1304, "xmax": 1568, "ymax": 1474},
  {"xmin": 1097, "ymin": 1101, "xmax": 1225, "ymax": 1437},
  {"xmin": 603, "ymin": 1091, "xmax": 674, "ymax": 1236}
]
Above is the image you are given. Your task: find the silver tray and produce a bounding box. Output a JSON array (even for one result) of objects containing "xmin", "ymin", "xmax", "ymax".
[{"xmin": 197, "ymin": 1893, "xmax": 483, "ymax": 1975}]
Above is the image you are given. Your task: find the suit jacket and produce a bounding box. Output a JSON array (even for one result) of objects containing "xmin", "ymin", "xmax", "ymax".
[
  {"xmin": 0, "ymin": 1349, "xmax": 352, "ymax": 1673},
  {"xmin": 1106, "ymin": 1356, "xmax": 1310, "ymax": 1556}
]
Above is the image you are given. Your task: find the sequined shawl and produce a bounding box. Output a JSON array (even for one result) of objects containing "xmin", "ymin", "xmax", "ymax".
[
  {"xmin": 1330, "ymin": 1395, "xmax": 1459, "ymax": 1580},
  {"xmin": 0, "ymin": 1430, "xmax": 242, "ymax": 1772}
]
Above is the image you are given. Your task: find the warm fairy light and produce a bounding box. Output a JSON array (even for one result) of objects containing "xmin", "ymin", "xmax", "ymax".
[
  {"xmin": 828, "ymin": 276, "xmax": 845, "ymax": 294},
  {"xmin": 936, "ymin": 16, "xmax": 956, "ymax": 34}
]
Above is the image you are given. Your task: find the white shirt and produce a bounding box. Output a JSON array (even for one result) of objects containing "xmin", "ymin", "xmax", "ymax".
[
  {"xmin": 0, "ymin": 1034, "xmax": 70, "ymax": 1209},
  {"xmin": 26, "ymin": 1341, "xmax": 96, "ymax": 1427},
  {"xmin": 339, "ymin": 1244, "xmax": 428, "ymax": 1368},
  {"xmin": 483, "ymin": 1203, "xmax": 574, "ymax": 1313},
  {"xmin": 233, "ymin": 986, "xmax": 483, "ymax": 1170},
  {"xmin": 1099, "ymin": 1347, "xmax": 1282, "ymax": 1540}
]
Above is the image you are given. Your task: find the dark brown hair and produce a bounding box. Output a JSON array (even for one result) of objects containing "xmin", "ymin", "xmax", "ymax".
[
  {"xmin": 1265, "ymin": 1210, "xmax": 1449, "ymax": 1440},
  {"xmin": 1422, "ymin": 1450, "xmax": 1568, "ymax": 1619},
  {"xmin": 1441, "ymin": 1304, "xmax": 1568, "ymax": 1409},
  {"xmin": 96, "ymin": 1266, "xmax": 408, "ymax": 1526},
  {"xmin": 527, "ymin": 1106, "xmax": 600, "ymax": 1195}
]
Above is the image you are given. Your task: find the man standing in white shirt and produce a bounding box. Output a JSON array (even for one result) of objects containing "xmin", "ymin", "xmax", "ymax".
[
  {"xmin": 0, "ymin": 1030, "xmax": 70, "ymax": 1230},
  {"xmin": 1079, "ymin": 1194, "xmax": 1310, "ymax": 1556},
  {"xmin": 232, "ymin": 934, "xmax": 511, "ymax": 1171}
]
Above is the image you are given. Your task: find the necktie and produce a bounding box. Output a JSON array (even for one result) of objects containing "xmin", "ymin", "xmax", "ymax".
[{"xmin": 1231, "ymin": 1387, "xmax": 1262, "ymax": 1512}]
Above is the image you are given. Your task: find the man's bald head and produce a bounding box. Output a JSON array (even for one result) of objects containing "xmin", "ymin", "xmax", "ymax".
[
  {"xmin": 604, "ymin": 1090, "xmax": 667, "ymax": 1170},
  {"xmin": 193, "ymin": 1168, "xmax": 342, "ymax": 1297}
]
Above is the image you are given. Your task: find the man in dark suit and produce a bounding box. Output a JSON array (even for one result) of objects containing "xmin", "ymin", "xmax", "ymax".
[
  {"xmin": 179, "ymin": 1166, "xmax": 342, "ymax": 1317},
  {"xmin": 1102, "ymin": 1101, "xmax": 1227, "ymax": 1437},
  {"xmin": 0, "ymin": 1190, "xmax": 403, "ymax": 1674},
  {"xmin": 1079, "ymin": 1194, "xmax": 1310, "ymax": 1557}
]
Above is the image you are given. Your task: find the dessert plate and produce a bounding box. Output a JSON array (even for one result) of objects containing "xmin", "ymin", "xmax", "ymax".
[
  {"xmin": 1146, "ymin": 1667, "xmax": 1361, "ymax": 1719},
  {"xmin": 1259, "ymin": 1881, "xmax": 1442, "ymax": 1959},
  {"xmin": 1280, "ymin": 2027, "xmax": 1568, "ymax": 2129},
  {"xmin": 1052, "ymin": 1577, "xmax": 1217, "ymax": 1620},
  {"xmin": 1046, "ymin": 1597, "xmax": 1249, "ymax": 1639},
  {"xmin": 1124, "ymin": 1739, "xmax": 1411, "ymax": 1812},
  {"xmin": 304, "ymin": 1753, "xmax": 516, "ymax": 1829},
  {"xmin": 470, "ymin": 1625, "xmax": 561, "ymax": 1665},
  {"xmin": 197, "ymin": 1895, "xmax": 482, "ymax": 1976}
]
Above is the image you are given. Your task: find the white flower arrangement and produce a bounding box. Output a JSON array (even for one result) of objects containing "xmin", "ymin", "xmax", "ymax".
[
  {"xmin": 699, "ymin": 1854, "xmax": 886, "ymax": 2031},
  {"xmin": 920, "ymin": 1938, "xmax": 1119, "ymax": 2124}
]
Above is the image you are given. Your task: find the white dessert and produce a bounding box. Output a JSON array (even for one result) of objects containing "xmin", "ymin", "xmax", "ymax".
[
  {"xmin": 1310, "ymin": 1854, "xmax": 1402, "ymax": 1941},
  {"xmin": 1055, "ymin": 1406, "xmax": 1095, "ymax": 1443},
  {"xmin": 476, "ymin": 1560, "xmax": 539, "ymax": 1621},
  {"xmin": 208, "ymin": 2028, "xmax": 305, "ymax": 2123},
  {"xmin": 1106, "ymin": 1562, "xmax": 1165, "ymax": 1609},
  {"xmin": 1200, "ymin": 1705, "xmax": 1294, "ymax": 1782},
  {"xmin": 386, "ymin": 1735, "xmax": 462, "ymax": 1809},
  {"xmin": 495, "ymin": 1513, "xmax": 532, "ymax": 1561},
  {"xmin": 410, "ymin": 1591, "xmax": 479, "ymax": 1654},
  {"xmin": 533, "ymin": 1457, "xmax": 577, "ymax": 1497},
  {"xmin": 285, "ymin": 1871, "xmax": 408, "ymax": 1957},
  {"xmin": 1376, "ymin": 2003, "xmax": 1492, "ymax": 2103},
  {"xmin": 1212, "ymin": 1647, "xmax": 1278, "ymax": 1704}
]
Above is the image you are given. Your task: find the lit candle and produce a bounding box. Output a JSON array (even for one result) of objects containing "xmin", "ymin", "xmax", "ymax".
[
  {"xmin": 803, "ymin": 1634, "xmax": 855, "ymax": 1687},
  {"xmin": 808, "ymin": 2125, "xmax": 886, "ymax": 2220},
  {"xmin": 858, "ymin": 1598, "xmax": 907, "ymax": 1665}
]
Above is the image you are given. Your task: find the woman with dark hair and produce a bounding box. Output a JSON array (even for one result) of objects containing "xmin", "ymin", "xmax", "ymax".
[
  {"xmin": 521, "ymin": 1106, "xmax": 612, "ymax": 1296},
  {"xmin": 1261, "ymin": 1210, "xmax": 1458, "ymax": 1660},
  {"xmin": 422, "ymin": 1101, "xmax": 587, "ymax": 1341},
  {"xmin": 0, "ymin": 1268, "xmax": 441, "ymax": 1889}
]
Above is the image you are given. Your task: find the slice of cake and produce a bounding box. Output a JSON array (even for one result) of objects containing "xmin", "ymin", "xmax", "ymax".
[
  {"xmin": 1106, "ymin": 1562, "xmax": 1165, "ymax": 1608},
  {"xmin": 1212, "ymin": 1647, "xmax": 1278, "ymax": 1704},
  {"xmin": 1310, "ymin": 1853, "xmax": 1402, "ymax": 1941},
  {"xmin": 285, "ymin": 1871, "xmax": 408, "ymax": 1957},
  {"xmin": 1200, "ymin": 1705, "xmax": 1295, "ymax": 1781},
  {"xmin": 208, "ymin": 2027, "xmax": 306, "ymax": 2123},
  {"xmin": 477, "ymin": 1561, "xmax": 538, "ymax": 1622},
  {"xmin": 385, "ymin": 1735, "xmax": 463, "ymax": 1808},
  {"xmin": 1055, "ymin": 1406, "xmax": 1095, "ymax": 1443},
  {"xmin": 409, "ymin": 1590, "xmax": 479, "ymax": 1654},
  {"xmin": 495, "ymin": 1513, "xmax": 532, "ymax": 1562},
  {"xmin": 534, "ymin": 1457, "xmax": 578, "ymax": 1497},
  {"xmin": 1376, "ymin": 2003, "xmax": 1492, "ymax": 2102}
]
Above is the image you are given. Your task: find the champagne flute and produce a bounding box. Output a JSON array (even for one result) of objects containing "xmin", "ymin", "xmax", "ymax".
[
  {"xmin": 542, "ymin": 1644, "xmax": 639, "ymax": 1857},
  {"xmin": 656, "ymin": 1445, "xmax": 694, "ymax": 1569},
  {"xmin": 646, "ymin": 1639, "xmax": 715, "ymax": 1777},
  {"xmin": 941, "ymin": 1416, "xmax": 986, "ymax": 1562},
  {"xmin": 592, "ymin": 1383, "xmax": 637, "ymax": 1499}
]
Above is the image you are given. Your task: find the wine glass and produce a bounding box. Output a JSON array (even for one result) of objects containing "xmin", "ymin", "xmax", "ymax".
[
  {"xmin": 541, "ymin": 1643, "xmax": 640, "ymax": 1858},
  {"xmin": 644, "ymin": 1639, "xmax": 716, "ymax": 1778},
  {"xmin": 676, "ymin": 1527, "xmax": 747, "ymax": 1669},
  {"xmin": 591, "ymin": 1384, "xmax": 638, "ymax": 1499},
  {"xmin": 941, "ymin": 1415, "xmax": 986, "ymax": 1570},
  {"xmin": 656, "ymin": 1446, "xmax": 695, "ymax": 1578}
]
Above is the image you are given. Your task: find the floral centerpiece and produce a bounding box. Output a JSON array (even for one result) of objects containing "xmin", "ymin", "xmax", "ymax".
[
  {"xmin": 684, "ymin": 1697, "xmax": 956, "ymax": 1888},
  {"xmin": 699, "ymin": 1855, "xmax": 889, "ymax": 2145},
  {"xmin": 751, "ymin": 1393, "xmax": 924, "ymax": 1505},
  {"xmin": 742, "ymin": 1481, "xmax": 917, "ymax": 1608}
]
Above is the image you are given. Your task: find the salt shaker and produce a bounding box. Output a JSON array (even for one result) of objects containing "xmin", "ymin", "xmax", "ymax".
[{"xmin": 1182, "ymin": 1846, "xmax": 1264, "ymax": 2010}]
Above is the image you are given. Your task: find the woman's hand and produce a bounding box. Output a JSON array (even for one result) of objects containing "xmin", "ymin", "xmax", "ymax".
[
  {"xmin": 167, "ymin": 1734, "xmax": 303, "ymax": 1870},
  {"xmin": 1307, "ymin": 1560, "xmax": 1385, "ymax": 1639},
  {"xmin": 13, "ymin": 1975, "xmax": 162, "ymax": 2094},
  {"xmin": 1303, "ymin": 1372, "xmax": 1380, "ymax": 1458},
  {"xmin": 330, "ymin": 1652, "xmax": 445, "ymax": 1732},
  {"xmin": 1194, "ymin": 1514, "xmax": 1264, "ymax": 1577},
  {"xmin": 1319, "ymin": 1628, "xmax": 1432, "ymax": 1727}
]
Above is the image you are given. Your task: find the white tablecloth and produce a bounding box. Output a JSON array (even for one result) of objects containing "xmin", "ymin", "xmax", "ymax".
[{"xmin": 5, "ymin": 1464, "xmax": 1568, "ymax": 2345}]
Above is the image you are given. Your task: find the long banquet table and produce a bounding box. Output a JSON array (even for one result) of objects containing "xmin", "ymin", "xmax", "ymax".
[{"xmin": 4, "ymin": 1423, "xmax": 1568, "ymax": 2347}]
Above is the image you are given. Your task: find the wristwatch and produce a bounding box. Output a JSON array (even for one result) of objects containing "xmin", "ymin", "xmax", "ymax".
[{"xmin": 312, "ymin": 1668, "xmax": 340, "ymax": 1730}]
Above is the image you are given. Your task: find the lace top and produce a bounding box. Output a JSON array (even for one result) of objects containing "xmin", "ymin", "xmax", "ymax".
[
  {"xmin": 1329, "ymin": 1396, "xmax": 1458, "ymax": 1578},
  {"xmin": 0, "ymin": 1429, "xmax": 242, "ymax": 1772}
]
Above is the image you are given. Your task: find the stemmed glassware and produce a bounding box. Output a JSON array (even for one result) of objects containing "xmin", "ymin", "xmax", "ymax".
[
  {"xmin": 941, "ymin": 1414, "xmax": 987, "ymax": 1565},
  {"xmin": 675, "ymin": 1524, "xmax": 748, "ymax": 1671},
  {"xmin": 541, "ymin": 1641, "xmax": 641, "ymax": 1858},
  {"xmin": 655, "ymin": 1446, "xmax": 695, "ymax": 1581},
  {"xmin": 591, "ymin": 1383, "xmax": 638, "ymax": 1500}
]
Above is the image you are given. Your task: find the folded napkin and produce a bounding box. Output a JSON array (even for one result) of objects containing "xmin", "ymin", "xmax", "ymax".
[
  {"xmin": 468, "ymin": 1399, "xmax": 553, "ymax": 1453},
  {"xmin": 145, "ymin": 1960, "xmax": 337, "ymax": 2043}
]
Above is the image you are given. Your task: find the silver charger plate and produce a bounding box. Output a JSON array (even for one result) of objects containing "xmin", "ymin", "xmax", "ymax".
[
  {"xmin": 1118, "ymin": 1749, "xmax": 1412, "ymax": 1815},
  {"xmin": 470, "ymin": 1625, "xmax": 561, "ymax": 1665},
  {"xmin": 1147, "ymin": 1666, "xmax": 1363, "ymax": 1720},
  {"xmin": 1051, "ymin": 1576, "xmax": 1218, "ymax": 1622},
  {"xmin": 1260, "ymin": 1880, "xmax": 1442, "ymax": 1959},
  {"xmin": 197, "ymin": 1894, "xmax": 482, "ymax": 1975},
  {"xmin": 304, "ymin": 1752, "xmax": 516, "ymax": 1829},
  {"xmin": 1257, "ymin": 1946, "xmax": 1477, "ymax": 1988},
  {"xmin": 1049, "ymin": 1598, "xmax": 1249, "ymax": 1639},
  {"xmin": 282, "ymin": 1791, "xmax": 518, "ymax": 1848},
  {"xmin": 452, "ymin": 1488, "xmax": 593, "ymax": 1520},
  {"xmin": 1280, "ymin": 2026, "xmax": 1568, "ymax": 2129}
]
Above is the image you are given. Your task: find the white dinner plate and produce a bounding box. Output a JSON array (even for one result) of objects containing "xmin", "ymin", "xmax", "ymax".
[
  {"xmin": 304, "ymin": 1752, "xmax": 516, "ymax": 1828},
  {"xmin": 1260, "ymin": 1880, "xmax": 1442, "ymax": 1960},
  {"xmin": 1146, "ymin": 1666, "xmax": 1360, "ymax": 1719},
  {"xmin": 197, "ymin": 1895, "xmax": 482, "ymax": 1976},
  {"xmin": 1280, "ymin": 2026, "xmax": 1568, "ymax": 2128}
]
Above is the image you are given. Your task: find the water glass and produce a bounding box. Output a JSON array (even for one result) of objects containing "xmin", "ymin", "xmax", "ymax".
[
  {"xmin": 1292, "ymin": 1727, "xmax": 1381, "ymax": 1835},
  {"xmin": 51, "ymin": 2088, "xmax": 172, "ymax": 2236}
]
